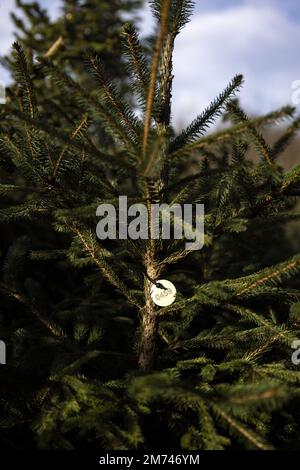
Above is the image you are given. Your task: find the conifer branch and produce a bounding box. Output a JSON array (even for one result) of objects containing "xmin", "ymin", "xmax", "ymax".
[
  {"xmin": 122, "ymin": 23, "xmax": 149, "ymax": 105},
  {"xmin": 170, "ymin": 105, "xmax": 295, "ymax": 159},
  {"xmin": 244, "ymin": 333, "xmax": 289, "ymax": 360},
  {"xmin": 170, "ymin": 74, "xmax": 244, "ymax": 154},
  {"xmin": 53, "ymin": 114, "xmax": 88, "ymax": 178},
  {"xmin": 281, "ymin": 164, "xmax": 300, "ymax": 192},
  {"xmin": 234, "ymin": 256, "xmax": 300, "ymax": 298},
  {"xmin": 272, "ymin": 116, "xmax": 300, "ymax": 158},
  {"xmin": 89, "ymin": 56, "xmax": 140, "ymax": 141},
  {"xmin": 227, "ymin": 101, "xmax": 273, "ymax": 166},
  {"xmin": 4, "ymin": 109, "xmax": 128, "ymax": 170},
  {"xmin": 72, "ymin": 225, "xmax": 141, "ymax": 308},
  {"xmin": 0, "ymin": 281, "xmax": 64, "ymax": 339},
  {"xmin": 142, "ymin": 0, "xmax": 171, "ymax": 159},
  {"xmin": 12, "ymin": 42, "xmax": 36, "ymax": 119},
  {"xmin": 40, "ymin": 58, "xmax": 139, "ymax": 158},
  {"xmin": 225, "ymin": 304, "xmax": 293, "ymax": 343},
  {"xmin": 213, "ymin": 405, "xmax": 272, "ymax": 450}
]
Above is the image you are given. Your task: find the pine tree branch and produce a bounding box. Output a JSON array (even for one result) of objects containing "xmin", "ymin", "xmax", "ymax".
[
  {"xmin": 272, "ymin": 116, "xmax": 300, "ymax": 158},
  {"xmin": 4, "ymin": 109, "xmax": 129, "ymax": 170},
  {"xmin": 234, "ymin": 257, "xmax": 300, "ymax": 299},
  {"xmin": 53, "ymin": 114, "xmax": 88, "ymax": 178},
  {"xmin": 244, "ymin": 333, "xmax": 289, "ymax": 361},
  {"xmin": 169, "ymin": 105, "xmax": 295, "ymax": 160},
  {"xmin": 227, "ymin": 101, "xmax": 273, "ymax": 166},
  {"xmin": 40, "ymin": 58, "xmax": 139, "ymax": 159},
  {"xmin": 89, "ymin": 56, "xmax": 140, "ymax": 141},
  {"xmin": 122, "ymin": 23, "xmax": 150, "ymax": 106},
  {"xmin": 12, "ymin": 42, "xmax": 36, "ymax": 119},
  {"xmin": 225, "ymin": 304, "xmax": 293, "ymax": 344},
  {"xmin": 169, "ymin": 75, "xmax": 243, "ymax": 154},
  {"xmin": 72, "ymin": 225, "xmax": 141, "ymax": 308},
  {"xmin": 0, "ymin": 281, "xmax": 64, "ymax": 339},
  {"xmin": 212, "ymin": 405, "xmax": 272, "ymax": 450}
]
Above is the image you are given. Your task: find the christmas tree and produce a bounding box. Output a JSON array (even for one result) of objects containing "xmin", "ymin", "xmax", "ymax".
[{"xmin": 1, "ymin": 0, "xmax": 300, "ymax": 450}]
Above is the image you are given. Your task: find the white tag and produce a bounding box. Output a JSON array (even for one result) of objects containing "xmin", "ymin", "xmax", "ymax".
[{"xmin": 150, "ymin": 279, "xmax": 176, "ymax": 307}]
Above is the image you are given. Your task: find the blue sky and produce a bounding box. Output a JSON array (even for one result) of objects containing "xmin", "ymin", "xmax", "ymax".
[{"xmin": 1, "ymin": 0, "xmax": 300, "ymax": 127}]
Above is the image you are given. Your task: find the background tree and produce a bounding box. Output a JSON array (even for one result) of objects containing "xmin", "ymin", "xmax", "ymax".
[
  {"xmin": 4, "ymin": 0, "xmax": 142, "ymax": 82},
  {"xmin": 0, "ymin": 0, "xmax": 300, "ymax": 451},
  {"xmin": 1, "ymin": 0, "xmax": 142, "ymax": 129}
]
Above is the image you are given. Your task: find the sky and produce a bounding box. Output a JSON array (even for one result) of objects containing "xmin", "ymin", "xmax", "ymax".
[{"xmin": 1, "ymin": 0, "xmax": 300, "ymax": 127}]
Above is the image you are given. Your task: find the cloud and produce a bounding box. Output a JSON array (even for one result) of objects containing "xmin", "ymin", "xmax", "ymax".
[
  {"xmin": 38, "ymin": 0, "xmax": 61, "ymax": 20},
  {"xmin": 138, "ymin": 1, "xmax": 155, "ymax": 37},
  {"xmin": 0, "ymin": 0, "xmax": 15, "ymax": 83},
  {"xmin": 138, "ymin": 2, "xmax": 300, "ymax": 127},
  {"xmin": 1, "ymin": 1, "xmax": 300, "ymax": 127},
  {"xmin": 171, "ymin": 4, "xmax": 300, "ymax": 127},
  {"xmin": 0, "ymin": 0, "xmax": 15, "ymax": 54}
]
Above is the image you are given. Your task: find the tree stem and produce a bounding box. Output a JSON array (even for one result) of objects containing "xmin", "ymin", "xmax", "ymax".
[
  {"xmin": 138, "ymin": 277, "xmax": 158, "ymax": 370},
  {"xmin": 138, "ymin": 208, "xmax": 160, "ymax": 370}
]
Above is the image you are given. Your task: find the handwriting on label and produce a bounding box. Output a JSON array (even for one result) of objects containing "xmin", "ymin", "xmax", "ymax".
[{"xmin": 155, "ymin": 288, "xmax": 172, "ymax": 301}]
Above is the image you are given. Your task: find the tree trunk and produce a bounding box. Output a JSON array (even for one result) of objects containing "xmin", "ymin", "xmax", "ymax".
[
  {"xmin": 138, "ymin": 249, "xmax": 160, "ymax": 370},
  {"xmin": 138, "ymin": 279, "xmax": 158, "ymax": 370}
]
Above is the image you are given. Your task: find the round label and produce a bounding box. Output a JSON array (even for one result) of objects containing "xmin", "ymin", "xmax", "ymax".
[{"xmin": 150, "ymin": 279, "xmax": 176, "ymax": 307}]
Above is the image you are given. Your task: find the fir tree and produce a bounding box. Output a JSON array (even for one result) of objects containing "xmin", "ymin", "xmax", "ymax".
[
  {"xmin": 1, "ymin": 0, "xmax": 142, "ymax": 134},
  {"xmin": 1, "ymin": 0, "xmax": 300, "ymax": 450},
  {"xmin": 5, "ymin": 0, "xmax": 141, "ymax": 83}
]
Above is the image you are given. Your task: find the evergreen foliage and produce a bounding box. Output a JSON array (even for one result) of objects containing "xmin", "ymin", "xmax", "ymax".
[
  {"xmin": 0, "ymin": 0, "xmax": 142, "ymax": 135},
  {"xmin": 0, "ymin": 0, "xmax": 300, "ymax": 450},
  {"xmin": 4, "ymin": 0, "xmax": 141, "ymax": 83}
]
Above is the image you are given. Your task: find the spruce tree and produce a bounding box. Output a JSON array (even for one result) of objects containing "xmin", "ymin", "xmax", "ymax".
[
  {"xmin": 1, "ymin": 0, "xmax": 142, "ymax": 134},
  {"xmin": 5, "ymin": 0, "xmax": 141, "ymax": 82},
  {"xmin": 1, "ymin": 0, "xmax": 300, "ymax": 450}
]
